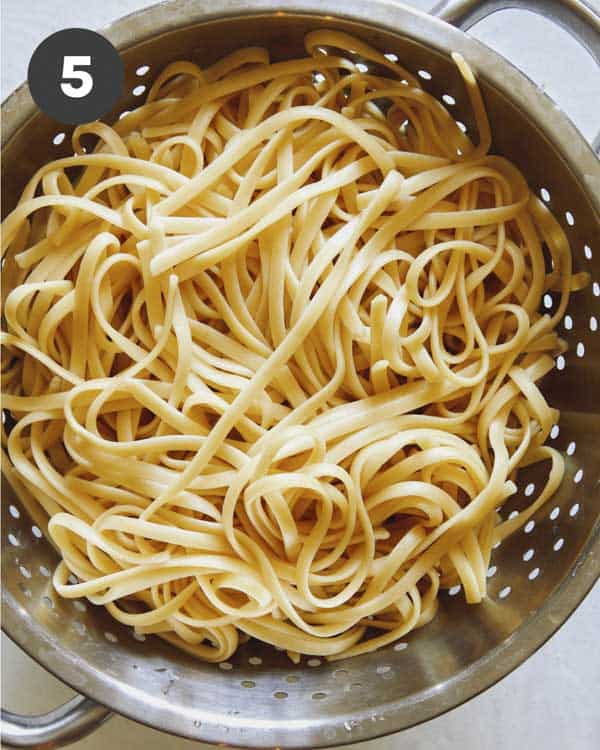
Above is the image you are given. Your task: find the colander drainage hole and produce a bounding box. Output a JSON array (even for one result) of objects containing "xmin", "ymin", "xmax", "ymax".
[
  {"xmin": 487, "ymin": 565, "xmax": 497, "ymax": 577},
  {"xmin": 307, "ymin": 658, "xmax": 322, "ymax": 667},
  {"xmin": 241, "ymin": 680, "xmax": 255, "ymax": 689},
  {"xmin": 19, "ymin": 565, "xmax": 31, "ymax": 579},
  {"xmin": 565, "ymin": 211, "xmax": 575, "ymax": 226},
  {"xmin": 553, "ymin": 538, "xmax": 565, "ymax": 552},
  {"xmin": 274, "ymin": 691, "xmax": 288, "ymax": 700},
  {"xmin": 549, "ymin": 506, "xmax": 560, "ymax": 521},
  {"xmin": 136, "ymin": 65, "xmax": 150, "ymax": 76},
  {"xmin": 498, "ymin": 586, "xmax": 512, "ymax": 599},
  {"xmin": 312, "ymin": 692, "xmax": 328, "ymax": 700},
  {"xmin": 8, "ymin": 505, "xmax": 20, "ymax": 519},
  {"xmin": 528, "ymin": 567, "xmax": 540, "ymax": 581},
  {"xmin": 442, "ymin": 93, "xmax": 456, "ymax": 106},
  {"xmin": 218, "ymin": 662, "xmax": 233, "ymax": 671},
  {"xmin": 393, "ymin": 642, "xmax": 408, "ymax": 652},
  {"xmin": 285, "ymin": 674, "xmax": 299, "ymax": 683},
  {"xmin": 248, "ymin": 656, "xmax": 262, "ymax": 666},
  {"xmin": 523, "ymin": 548, "xmax": 535, "ymax": 562},
  {"xmin": 448, "ymin": 584, "xmax": 461, "ymax": 596},
  {"xmin": 584, "ymin": 244, "xmax": 592, "ymax": 260},
  {"xmin": 104, "ymin": 631, "xmax": 118, "ymax": 643},
  {"xmin": 540, "ymin": 187, "xmax": 551, "ymax": 202},
  {"xmin": 569, "ymin": 503, "xmax": 580, "ymax": 517},
  {"xmin": 418, "ymin": 69, "xmax": 432, "ymax": 80},
  {"xmin": 39, "ymin": 565, "xmax": 51, "ymax": 577},
  {"xmin": 590, "ymin": 316, "xmax": 598, "ymax": 332},
  {"xmin": 524, "ymin": 520, "xmax": 535, "ymax": 534},
  {"xmin": 457, "ymin": 121, "xmax": 467, "ymax": 132},
  {"xmin": 133, "ymin": 85, "xmax": 146, "ymax": 97},
  {"xmin": 524, "ymin": 482, "xmax": 535, "ymax": 497},
  {"xmin": 52, "ymin": 132, "xmax": 66, "ymax": 146},
  {"xmin": 550, "ymin": 424, "xmax": 559, "ymax": 439},
  {"xmin": 566, "ymin": 441, "xmax": 576, "ymax": 456},
  {"xmin": 8, "ymin": 533, "xmax": 19, "ymax": 547}
]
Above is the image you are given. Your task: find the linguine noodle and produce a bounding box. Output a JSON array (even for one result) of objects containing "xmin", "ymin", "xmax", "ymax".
[{"xmin": 1, "ymin": 31, "xmax": 586, "ymax": 662}]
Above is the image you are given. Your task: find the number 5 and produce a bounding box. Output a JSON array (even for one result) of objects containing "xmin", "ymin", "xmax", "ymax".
[{"xmin": 61, "ymin": 56, "xmax": 93, "ymax": 98}]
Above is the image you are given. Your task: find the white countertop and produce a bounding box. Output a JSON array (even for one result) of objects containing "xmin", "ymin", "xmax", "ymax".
[{"xmin": 2, "ymin": 1, "xmax": 599, "ymax": 748}]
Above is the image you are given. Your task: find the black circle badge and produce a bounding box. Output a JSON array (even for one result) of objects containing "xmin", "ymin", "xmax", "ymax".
[{"xmin": 28, "ymin": 28, "xmax": 124, "ymax": 125}]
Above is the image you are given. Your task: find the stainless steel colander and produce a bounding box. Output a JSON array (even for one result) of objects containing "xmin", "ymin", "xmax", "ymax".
[{"xmin": 1, "ymin": 0, "xmax": 599, "ymax": 747}]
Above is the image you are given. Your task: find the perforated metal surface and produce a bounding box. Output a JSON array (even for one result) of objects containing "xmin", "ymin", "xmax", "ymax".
[{"xmin": 1, "ymin": 2, "xmax": 599, "ymax": 747}]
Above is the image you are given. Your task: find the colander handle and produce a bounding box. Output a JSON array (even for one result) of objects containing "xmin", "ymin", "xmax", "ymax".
[
  {"xmin": 431, "ymin": 0, "xmax": 600, "ymax": 64},
  {"xmin": 1, "ymin": 695, "xmax": 111, "ymax": 748},
  {"xmin": 431, "ymin": 0, "xmax": 600, "ymax": 152}
]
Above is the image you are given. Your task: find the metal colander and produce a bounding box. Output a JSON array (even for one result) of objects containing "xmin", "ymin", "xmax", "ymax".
[{"xmin": 1, "ymin": 0, "xmax": 599, "ymax": 747}]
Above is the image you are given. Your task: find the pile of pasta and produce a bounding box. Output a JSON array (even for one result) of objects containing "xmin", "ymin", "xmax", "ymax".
[{"xmin": 1, "ymin": 31, "xmax": 585, "ymax": 661}]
